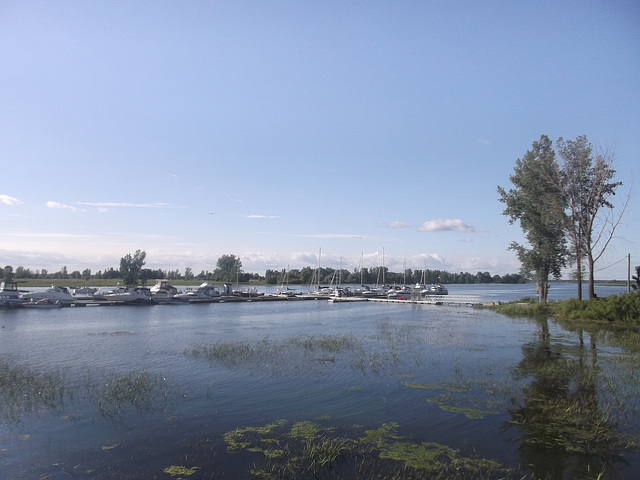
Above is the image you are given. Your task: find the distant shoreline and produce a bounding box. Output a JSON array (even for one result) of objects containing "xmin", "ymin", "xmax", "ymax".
[{"xmin": 5, "ymin": 278, "xmax": 630, "ymax": 289}]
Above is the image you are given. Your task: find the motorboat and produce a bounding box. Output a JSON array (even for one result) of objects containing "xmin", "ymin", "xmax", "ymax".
[
  {"xmin": 414, "ymin": 283, "xmax": 449, "ymax": 296},
  {"xmin": 232, "ymin": 286, "xmax": 262, "ymax": 298},
  {"xmin": 99, "ymin": 286, "xmax": 154, "ymax": 304},
  {"xmin": 0, "ymin": 281, "xmax": 25, "ymax": 308},
  {"xmin": 150, "ymin": 280, "xmax": 179, "ymax": 303},
  {"xmin": 70, "ymin": 286, "xmax": 98, "ymax": 300},
  {"xmin": 22, "ymin": 298, "xmax": 63, "ymax": 308},
  {"xmin": 173, "ymin": 283, "xmax": 221, "ymax": 302},
  {"xmin": 25, "ymin": 285, "xmax": 76, "ymax": 306},
  {"xmin": 387, "ymin": 285, "xmax": 413, "ymax": 300},
  {"xmin": 357, "ymin": 285, "xmax": 389, "ymax": 298}
]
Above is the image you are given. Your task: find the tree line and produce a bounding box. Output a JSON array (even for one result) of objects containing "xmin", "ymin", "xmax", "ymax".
[
  {"xmin": 498, "ymin": 134, "xmax": 628, "ymax": 301},
  {"xmin": 3, "ymin": 252, "xmax": 527, "ymax": 286}
]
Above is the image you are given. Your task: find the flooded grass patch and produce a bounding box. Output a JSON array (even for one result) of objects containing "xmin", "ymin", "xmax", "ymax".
[
  {"xmin": 222, "ymin": 418, "xmax": 512, "ymax": 479},
  {"xmin": 96, "ymin": 370, "xmax": 172, "ymax": 419},
  {"xmin": 0, "ymin": 360, "xmax": 177, "ymax": 427},
  {"xmin": 0, "ymin": 360, "xmax": 72, "ymax": 424}
]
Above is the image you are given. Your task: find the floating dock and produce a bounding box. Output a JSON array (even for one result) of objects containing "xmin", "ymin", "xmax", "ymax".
[
  {"xmin": 60, "ymin": 294, "xmax": 482, "ymax": 307},
  {"xmin": 367, "ymin": 295, "xmax": 481, "ymax": 306}
]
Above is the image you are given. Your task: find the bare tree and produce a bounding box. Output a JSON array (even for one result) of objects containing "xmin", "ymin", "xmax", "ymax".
[{"xmin": 556, "ymin": 137, "xmax": 627, "ymax": 299}]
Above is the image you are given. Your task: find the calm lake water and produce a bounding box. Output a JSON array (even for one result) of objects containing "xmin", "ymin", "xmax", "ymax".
[{"xmin": 1, "ymin": 283, "xmax": 638, "ymax": 479}]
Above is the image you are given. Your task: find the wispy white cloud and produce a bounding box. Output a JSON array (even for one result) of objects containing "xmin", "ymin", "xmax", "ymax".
[
  {"xmin": 295, "ymin": 233, "xmax": 367, "ymax": 239},
  {"xmin": 4, "ymin": 231, "xmax": 96, "ymax": 239},
  {"xmin": 46, "ymin": 201, "xmax": 82, "ymax": 212},
  {"xmin": 419, "ymin": 219, "xmax": 475, "ymax": 233},
  {"xmin": 243, "ymin": 214, "xmax": 280, "ymax": 219},
  {"xmin": 77, "ymin": 202, "xmax": 182, "ymax": 208},
  {"xmin": 0, "ymin": 194, "xmax": 22, "ymax": 205},
  {"xmin": 380, "ymin": 221, "xmax": 412, "ymax": 228}
]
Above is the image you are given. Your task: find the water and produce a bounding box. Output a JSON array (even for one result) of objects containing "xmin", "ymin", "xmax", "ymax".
[{"xmin": 0, "ymin": 284, "xmax": 637, "ymax": 479}]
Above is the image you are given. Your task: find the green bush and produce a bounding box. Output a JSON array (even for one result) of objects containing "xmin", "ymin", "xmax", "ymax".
[{"xmin": 551, "ymin": 292, "xmax": 640, "ymax": 323}]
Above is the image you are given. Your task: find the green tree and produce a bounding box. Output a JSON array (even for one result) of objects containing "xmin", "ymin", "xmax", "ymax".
[
  {"xmin": 3, "ymin": 265, "xmax": 14, "ymax": 281},
  {"xmin": 184, "ymin": 267, "xmax": 194, "ymax": 281},
  {"xmin": 82, "ymin": 268, "xmax": 92, "ymax": 281},
  {"xmin": 214, "ymin": 254, "xmax": 242, "ymax": 283},
  {"xmin": 498, "ymin": 135, "xmax": 568, "ymax": 302},
  {"xmin": 119, "ymin": 250, "xmax": 146, "ymax": 285}
]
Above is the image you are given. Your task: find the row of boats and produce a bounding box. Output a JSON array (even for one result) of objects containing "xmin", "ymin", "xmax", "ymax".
[{"xmin": 0, "ymin": 279, "xmax": 448, "ymax": 308}]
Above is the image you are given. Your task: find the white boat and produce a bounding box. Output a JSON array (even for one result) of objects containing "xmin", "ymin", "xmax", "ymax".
[
  {"xmin": 358, "ymin": 285, "xmax": 388, "ymax": 297},
  {"xmin": 414, "ymin": 283, "xmax": 449, "ymax": 296},
  {"xmin": 0, "ymin": 281, "xmax": 25, "ymax": 308},
  {"xmin": 150, "ymin": 280, "xmax": 179, "ymax": 303},
  {"xmin": 70, "ymin": 286, "xmax": 98, "ymax": 300},
  {"xmin": 22, "ymin": 298, "xmax": 63, "ymax": 308},
  {"xmin": 25, "ymin": 285, "xmax": 76, "ymax": 306},
  {"xmin": 387, "ymin": 285, "xmax": 413, "ymax": 300},
  {"xmin": 100, "ymin": 286, "xmax": 154, "ymax": 304},
  {"xmin": 173, "ymin": 283, "xmax": 221, "ymax": 302}
]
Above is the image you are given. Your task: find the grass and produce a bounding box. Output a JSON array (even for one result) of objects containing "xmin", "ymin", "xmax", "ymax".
[
  {"xmin": 225, "ymin": 419, "xmax": 512, "ymax": 479},
  {"xmin": 0, "ymin": 361, "xmax": 174, "ymax": 426},
  {"xmin": 96, "ymin": 370, "xmax": 171, "ymax": 419},
  {"xmin": 0, "ymin": 360, "xmax": 71, "ymax": 424},
  {"xmin": 483, "ymin": 292, "xmax": 640, "ymax": 324}
]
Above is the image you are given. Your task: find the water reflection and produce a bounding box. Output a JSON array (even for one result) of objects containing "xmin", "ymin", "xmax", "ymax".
[{"xmin": 508, "ymin": 318, "xmax": 637, "ymax": 479}]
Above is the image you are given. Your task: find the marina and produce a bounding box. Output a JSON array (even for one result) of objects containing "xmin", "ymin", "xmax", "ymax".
[
  {"xmin": 2, "ymin": 279, "xmax": 483, "ymax": 308},
  {"xmin": 0, "ymin": 282, "xmax": 637, "ymax": 479}
]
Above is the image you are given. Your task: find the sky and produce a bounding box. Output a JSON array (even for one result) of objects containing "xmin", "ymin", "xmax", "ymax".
[{"xmin": 1, "ymin": 1, "xmax": 638, "ymax": 281}]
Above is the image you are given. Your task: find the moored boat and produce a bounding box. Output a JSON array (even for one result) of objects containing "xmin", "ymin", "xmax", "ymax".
[
  {"xmin": 99, "ymin": 286, "xmax": 154, "ymax": 304},
  {"xmin": 0, "ymin": 281, "xmax": 26, "ymax": 308},
  {"xmin": 414, "ymin": 283, "xmax": 449, "ymax": 296},
  {"xmin": 25, "ymin": 285, "xmax": 76, "ymax": 306},
  {"xmin": 173, "ymin": 283, "xmax": 221, "ymax": 302},
  {"xmin": 70, "ymin": 286, "xmax": 98, "ymax": 301},
  {"xmin": 22, "ymin": 298, "xmax": 63, "ymax": 308},
  {"xmin": 150, "ymin": 280, "xmax": 179, "ymax": 303}
]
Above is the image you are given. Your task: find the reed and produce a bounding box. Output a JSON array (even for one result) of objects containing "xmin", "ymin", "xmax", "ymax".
[
  {"xmin": 223, "ymin": 418, "xmax": 513, "ymax": 479},
  {"xmin": 96, "ymin": 370, "xmax": 171, "ymax": 418},
  {"xmin": 0, "ymin": 360, "xmax": 71, "ymax": 424}
]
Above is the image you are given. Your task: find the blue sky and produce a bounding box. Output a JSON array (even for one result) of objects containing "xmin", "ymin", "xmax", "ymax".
[{"xmin": 1, "ymin": 1, "xmax": 638, "ymax": 280}]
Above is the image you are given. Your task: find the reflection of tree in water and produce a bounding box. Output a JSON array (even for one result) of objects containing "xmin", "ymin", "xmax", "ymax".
[{"xmin": 508, "ymin": 318, "xmax": 622, "ymax": 479}]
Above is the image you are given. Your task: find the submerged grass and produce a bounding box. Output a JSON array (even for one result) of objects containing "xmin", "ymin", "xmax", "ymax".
[
  {"xmin": 96, "ymin": 370, "xmax": 171, "ymax": 419},
  {"xmin": 0, "ymin": 360, "xmax": 176, "ymax": 426},
  {"xmin": 225, "ymin": 419, "xmax": 512, "ymax": 479},
  {"xmin": 0, "ymin": 360, "xmax": 72, "ymax": 424}
]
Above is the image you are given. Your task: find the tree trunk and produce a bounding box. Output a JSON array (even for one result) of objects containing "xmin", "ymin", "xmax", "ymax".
[
  {"xmin": 576, "ymin": 258, "xmax": 583, "ymax": 300},
  {"xmin": 587, "ymin": 254, "xmax": 596, "ymax": 299}
]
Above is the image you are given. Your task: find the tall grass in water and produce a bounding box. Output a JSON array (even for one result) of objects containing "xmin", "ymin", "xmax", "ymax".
[
  {"xmin": 0, "ymin": 360, "xmax": 173, "ymax": 425},
  {"xmin": 0, "ymin": 360, "xmax": 71, "ymax": 424},
  {"xmin": 96, "ymin": 370, "xmax": 171, "ymax": 419}
]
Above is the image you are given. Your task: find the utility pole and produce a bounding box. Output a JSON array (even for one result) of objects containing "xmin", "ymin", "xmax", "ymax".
[{"xmin": 629, "ymin": 253, "xmax": 632, "ymax": 294}]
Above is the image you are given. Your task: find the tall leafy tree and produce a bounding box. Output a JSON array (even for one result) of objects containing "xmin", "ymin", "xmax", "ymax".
[
  {"xmin": 3, "ymin": 265, "xmax": 14, "ymax": 281},
  {"xmin": 498, "ymin": 135, "xmax": 568, "ymax": 301},
  {"xmin": 119, "ymin": 250, "xmax": 146, "ymax": 285},
  {"xmin": 556, "ymin": 137, "xmax": 624, "ymax": 299},
  {"xmin": 214, "ymin": 254, "xmax": 242, "ymax": 282}
]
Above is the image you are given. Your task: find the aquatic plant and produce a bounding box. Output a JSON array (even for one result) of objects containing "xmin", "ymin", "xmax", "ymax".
[
  {"xmin": 163, "ymin": 465, "xmax": 199, "ymax": 476},
  {"xmin": 0, "ymin": 360, "xmax": 71, "ymax": 424},
  {"xmin": 96, "ymin": 370, "xmax": 171, "ymax": 418},
  {"xmin": 221, "ymin": 418, "xmax": 512, "ymax": 479}
]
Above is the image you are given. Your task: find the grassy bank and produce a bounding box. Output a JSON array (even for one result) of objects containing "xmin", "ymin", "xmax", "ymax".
[{"xmin": 484, "ymin": 291, "xmax": 640, "ymax": 323}]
